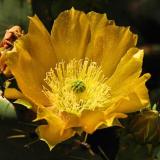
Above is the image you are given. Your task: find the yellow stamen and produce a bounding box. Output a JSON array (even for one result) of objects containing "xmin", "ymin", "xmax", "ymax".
[{"xmin": 43, "ymin": 59, "xmax": 111, "ymax": 116}]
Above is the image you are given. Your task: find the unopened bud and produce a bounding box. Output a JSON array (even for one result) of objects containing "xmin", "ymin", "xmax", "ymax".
[
  {"xmin": 0, "ymin": 26, "xmax": 24, "ymax": 76},
  {"xmin": 129, "ymin": 110, "xmax": 160, "ymax": 144}
]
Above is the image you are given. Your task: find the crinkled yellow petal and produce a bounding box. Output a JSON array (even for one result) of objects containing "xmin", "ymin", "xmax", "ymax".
[
  {"xmin": 104, "ymin": 112, "xmax": 127, "ymax": 127},
  {"xmin": 37, "ymin": 121, "xmax": 75, "ymax": 150},
  {"xmin": 107, "ymin": 48, "xmax": 143, "ymax": 90},
  {"xmin": 4, "ymin": 88, "xmax": 37, "ymax": 111},
  {"xmin": 35, "ymin": 107, "xmax": 75, "ymax": 150},
  {"xmin": 3, "ymin": 67, "xmax": 12, "ymax": 77},
  {"xmin": 79, "ymin": 110, "xmax": 127, "ymax": 134},
  {"xmin": 87, "ymin": 11, "xmax": 115, "ymax": 30},
  {"xmin": 114, "ymin": 73, "xmax": 150, "ymax": 113},
  {"xmin": 6, "ymin": 15, "xmax": 57, "ymax": 107},
  {"xmin": 85, "ymin": 14, "xmax": 137, "ymax": 77},
  {"xmin": 4, "ymin": 88, "xmax": 24, "ymax": 99},
  {"xmin": 51, "ymin": 8, "xmax": 90, "ymax": 62},
  {"xmin": 60, "ymin": 112, "xmax": 80, "ymax": 129},
  {"xmin": 80, "ymin": 110, "xmax": 105, "ymax": 134},
  {"xmin": 106, "ymin": 48, "xmax": 150, "ymax": 113}
]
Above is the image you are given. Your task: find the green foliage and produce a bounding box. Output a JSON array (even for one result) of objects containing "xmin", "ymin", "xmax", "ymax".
[
  {"xmin": 50, "ymin": 138, "xmax": 104, "ymax": 160},
  {"xmin": 0, "ymin": 0, "xmax": 32, "ymax": 38},
  {"xmin": 116, "ymin": 133, "xmax": 150, "ymax": 160},
  {"xmin": 0, "ymin": 96, "xmax": 17, "ymax": 120},
  {"xmin": 116, "ymin": 107, "xmax": 160, "ymax": 160}
]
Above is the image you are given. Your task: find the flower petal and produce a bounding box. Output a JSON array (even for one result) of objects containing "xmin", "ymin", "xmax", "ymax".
[
  {"xmin": 35, "ymin": 107, "xmax": 75, "ymax": 149},
  {"xmin": 4, "ymin": 88, "xmax": 23, "ymax": 99},
  {"xmin": 80, "ymin": 110, "xmax": 105, "ymax": 133},
  {"xmin": 86, "ymin": 13, "xmax": 137, "ymax": 77},
  {"xmin": 60, "ymin": 112, "xmax": 80, "ymax": 129},
  {"xmin": 51, "ymin": 8, "xmax": 90, "ymax": 62},
  {"xmin": 104, "ymin": 112, "xmax": 127, "ymax": 127},
  {"xmin": 105, "ymin": 48, "xmax": 150, "ymax": 113},
  {"xmin": 87, "ymin": 11, "xmax": 115, "ymax": 32},
  {"xmin": 106, "ymin": 48, "xmax": 150, "ymax": 112},
  {"xmin": 6, "ymin": 15, "xmax": 57, "ymax": 106},
  {"xmin": 79, "ymin": 110, "xmax": 127, "ymax": 134},
  {"xmin": 114, "ymin": 74, "xmax": 150, "ymax": 113},
  {"xmin": 107, "ymin": 48, "xmax": 144, "ymax": 90}
]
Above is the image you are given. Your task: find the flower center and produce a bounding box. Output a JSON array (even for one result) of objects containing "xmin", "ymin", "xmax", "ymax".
[
  {"xmin": 43, "ymin": 59, "xmax": 111, "ymax": 116},
  {"xmin": 71, "ymin": 80, "xmax": 86, "ymax": 93}
]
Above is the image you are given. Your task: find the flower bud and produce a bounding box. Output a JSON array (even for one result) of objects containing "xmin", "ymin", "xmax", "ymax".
[
  {"xmin": 129, "ymin": 109, "xmax": 160, "ymax": 144},
  {"xmin": 0, "ymin": 26, "xmax": 24, "ymax": 76}
]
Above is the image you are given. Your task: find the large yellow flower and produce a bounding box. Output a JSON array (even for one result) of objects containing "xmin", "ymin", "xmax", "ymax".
[{"xmin": 5, "ymin": 8, "xmax": 150, "ymax": 149}]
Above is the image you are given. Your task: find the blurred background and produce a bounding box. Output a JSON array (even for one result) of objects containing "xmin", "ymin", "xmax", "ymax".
[{"xmin": 0, "ymin": 0, "xmax": 160, "ymax": 160}]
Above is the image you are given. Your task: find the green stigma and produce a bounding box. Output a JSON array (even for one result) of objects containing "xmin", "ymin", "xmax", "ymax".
[{"xmin": 71, "ymin": 80, "xmax": 86, "ymax": 93}]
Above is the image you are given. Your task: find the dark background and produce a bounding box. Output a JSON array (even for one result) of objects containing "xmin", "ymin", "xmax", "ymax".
[{"xmin": 0, "ymin": 0, "xmax": 160, "ymax": 160}]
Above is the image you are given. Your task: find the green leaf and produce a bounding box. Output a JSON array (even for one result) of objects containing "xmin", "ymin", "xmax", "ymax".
[
  {"xmin": 153, "ymin": 145, "xmax": 160, "ymax": 159},
  {"xmin": 152, "ymin": 103, "xmax": 157, "ymax": 110},
  {"xmin": 0, "ymin": 0, "xmax": 32, "ymax": 38},
  {"xmin": 0, "ymin": 96, "xmax": 17, "ymax": 120}
]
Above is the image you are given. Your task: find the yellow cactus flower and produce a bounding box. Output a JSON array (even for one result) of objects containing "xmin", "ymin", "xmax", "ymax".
[{"xmin": 5, "ymin": 8, "xmax": 150, "ymax": 149}]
